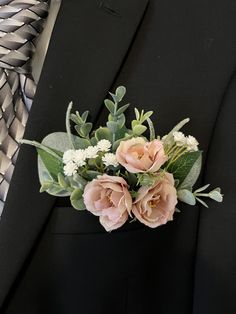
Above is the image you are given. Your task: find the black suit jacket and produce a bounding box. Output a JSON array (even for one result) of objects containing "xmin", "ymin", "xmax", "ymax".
[{"xmin": 0, "ymin": 0, "xmax": 235, "ymax": 313}]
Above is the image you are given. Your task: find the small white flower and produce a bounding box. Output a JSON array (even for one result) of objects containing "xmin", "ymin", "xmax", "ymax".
[
  {"xmin": 173, "ymin": 131, "xmax": 186, "ymax": 146},
  {"xmin": 102, "ymin": 153, "xmax": 119, "ymax": 167},
  {"xmin": 84, "ymin": 145, "xmax": 99, "ymax": 159},
  {"xmin": 97, "ymin": 139, "xmax": 112, "ymax": 152},
  {"xmin": 73, "ymin": 149, "xmax": 86, "ymax": 167},
  {"xmin": 63, "ymin": 149, "xmax": 76, "ymax": 164},
  {"xmin": 63, "ymin": 161, "xmax": 78, "ymax": 176},
  {"xmin": 186, "ymin": 135, "xmax": 199, "ymax": 151}
]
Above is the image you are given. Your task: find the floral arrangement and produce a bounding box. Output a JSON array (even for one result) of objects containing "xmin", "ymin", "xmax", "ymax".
[{"xmin": 22, "ymin": 86, "xmax": 223, "ymax": 231}]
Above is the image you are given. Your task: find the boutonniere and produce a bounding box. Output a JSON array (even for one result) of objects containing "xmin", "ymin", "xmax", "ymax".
[{"xmin": 22, "ymin": 86, "xmax": 223, "ymax": 231}]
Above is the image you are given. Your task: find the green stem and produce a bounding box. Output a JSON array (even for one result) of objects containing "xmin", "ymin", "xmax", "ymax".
[
  {"xmin": 165, "ymin": 144, "xmax": 177, "ymax": 156},
  {"xmin": 171, "ymin": 147, "xmax": 188, "ymax": 163},
  {"xmin": 20, "ymin": 139, "xmax": 62, "ymax": 160},
  {"xmin": 194, "ymin": 192, "xmax": 209, "ymax": 197},
  {"xmin": 66, "ymin": 102, "xmax": 75, "ymax": 149}
]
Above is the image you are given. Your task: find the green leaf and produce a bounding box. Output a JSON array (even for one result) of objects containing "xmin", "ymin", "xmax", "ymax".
[
  {"xmin": 95, "ymin": 127, "xmax": 113, "ymax": 141},
  {"xmin": 104, "ymin": 99, "xmax": 115, "ymax": 114},
  {"xmin": 73, "ymin": 173, "xmax": 87, "ymax": 186},
  {"xmin": 74, "ymin": 137, "xmax": 91, "ymax": 149},
  {"xmin": 70, "ymin": 189, "xmax": 86, "ymax": 210},
  {"xmin": 115, "ymin": 86, "xmax": 126, "ymax": 102},
  {"xmin": 196, "ymin": 197, "xmax": 209, "ymax": 208},
  {"xmin": 194, "ymin": 184, "xmax": 210, "ymax": 193},
  {"xmin": 134, "ymin": 108, "xmax": 140, "ymax": 120},
  {"xmin": 70, "ymin": 113, "xmax": 81, "ymax": 125},
  {"xmin": 142, "ymin": 111, "xmax": 153, "ymax": 121},
  {"xmin": 178, "ymin": 152, "xmax": 202, "ymax": 189},
  {"xmin": 37, "ymin": 148, "xmax": 63, "ymax": 181},
  {"xmin": 80, "ymin": 123, "xmax": 93, "ymax": 137},
  {"xmin": 108, "ymin": 113, "xmax": 125, "ymax": 128},
  {"xmin": 137, "ymin": 173, "xmax": 156, "ymax": 186},
  {"xmin": 116, "ymin": 103, "xmax": 130, "ymax": 116},
  {"xmin": 81, "ymin": 110, "xmax": 89, "ymax": 121},
  {"xmin": 168, "ymin": 151, "xmax": 202, "ymax": 187},
  {"xmin": 107, "ymin": 121, "xmax": 119, "ymax": 133},
  {"xmin": 40, "ymin": 181, "xmax": 54, "ymax": 193},
  {"xmin": 58, "ymin": 173, "xmax": 69, "ymax": 189},
  {"xmin": 109, "ymin": 92, "xmax": 118, "ymax": 103},
  {"xmin": 90, "ymin": 136, "xmax": 98, "ymax": 146},
  {"xmin": 84, "ymin": 170, "xmax": 102, "ymax": 180},
  {"xmin": 131, "ymin": 120, "xmax": 140, "ymax": 129},
  {"xmin": 46, "ymin": 182, "xmax": 70, "ymax": 197},
  {"xmin": 37, "ymin": 132, "xmax": 79, "ymax": 196},
  {"xmin": 209, "ymin": 190, "xmax": 223, "ymax": 202},
  {"xmin": 177, "ymin": 189, "xmax": 196, "ymax": 205},
  {"xmin": 133, "ymin": 124, "xmax": 147, "ymax": 135}
]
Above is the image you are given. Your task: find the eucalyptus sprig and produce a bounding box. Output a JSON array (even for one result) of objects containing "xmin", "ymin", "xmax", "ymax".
[
  {"xmin": 70, "ymin": 108, "xmax": 93, "ymax": 139},
  {"xmin": 104, "ymin": 86, "xmax": 130, "ymax": 143}
]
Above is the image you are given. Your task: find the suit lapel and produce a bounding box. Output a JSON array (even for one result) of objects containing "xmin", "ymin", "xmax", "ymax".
[{"xmin": 0, "ymin": 0, "xmax": 149, "ymax": 307}]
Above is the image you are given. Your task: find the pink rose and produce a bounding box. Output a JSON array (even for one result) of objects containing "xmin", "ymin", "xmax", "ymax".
[
  {"xmin": 83, "ymin": 174, "xmax": 132, "ymax": 231},
  {"xmin": 116, "ymin": 137, "xmax": 167, "ymax": 173},
  {"xmin": 132, "ymin": 172, "xmax": 178, "ymax": 228}
]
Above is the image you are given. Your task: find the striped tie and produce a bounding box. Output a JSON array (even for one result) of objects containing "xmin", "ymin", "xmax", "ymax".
[{"xmin": 0, "ymin": 0, "xmax": 48, "ymax": 215}]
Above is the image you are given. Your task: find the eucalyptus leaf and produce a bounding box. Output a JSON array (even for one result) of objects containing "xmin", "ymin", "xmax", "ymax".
[
  {"xmin": 74, "ymin": 136, "xmax": 91, "ymax": 149},
  {"xmin": 104, "ymin": 99, "xmax": 115, "ymax": 114},
  {"xmin": 177, "ymin": 189, "xmax": 196, "ymax": 205},
  {"xmin": 95, "ymin": 127, "xmax": 113, "ymax": 141},
  {"xmin": 115, "ymin": 86, "xmax": 126, "ymax": 102},
  {"xmin": 107, "ymin": 121, "xmax": 119, "ymax": 133},
  {"xmin": 109, "ymin": 92, "xmax": 119, "ymax": 104},
  {"xmin": 90, "ymin": 136, "xmax": 98, "ymax": 146},
  {"xmin": 70, "ymin": 189, "xmax": 86, "ymax": 210},
  {"xmin": 108, "ymin": 113, "xmax": 126, "ymax": 128},
  {"xmin": 116, "ymin": 103, "xmax": 130, "ymax": 116}
]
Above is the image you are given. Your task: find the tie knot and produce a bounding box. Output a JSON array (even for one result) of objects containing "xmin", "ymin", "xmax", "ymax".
[{"xmin": 0, "ymin": 0, "xmax": 48, "ymax": 74}]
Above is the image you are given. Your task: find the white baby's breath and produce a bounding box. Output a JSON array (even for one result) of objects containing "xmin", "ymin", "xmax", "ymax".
[
  {"xmin": 186, "ymin": 135, "xmax": 199, "ymax": 151},
  {"xmin": 84, "ymin": 145, "xmax": 99, "ymax": 159},
  {"xmin": 102, "ymin": 153, "xmax": 119, "ymax": 167},
  {"xmin": 63, "ymin": 149, "xmax": 76, "ymax": 164},
  {"xmin": 63, "ymin": 161, "xmax": 78, "ymax": 176},
  {"xmin": 73, "ymin": 149, "xmax": 86, "ymax": 167},
  {"xmin": 97, "ymin": 139, "xmax": 111, "ymax": 152},
  {"xmin": 173, "ymin": 131, "xmax": 186, "ymax": 146}
]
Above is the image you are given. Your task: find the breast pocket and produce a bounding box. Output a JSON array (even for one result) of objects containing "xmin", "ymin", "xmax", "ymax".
[{"xmin": 50, "ymin": 206, "xmax": 145, "ymax": 235}]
